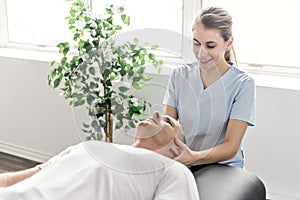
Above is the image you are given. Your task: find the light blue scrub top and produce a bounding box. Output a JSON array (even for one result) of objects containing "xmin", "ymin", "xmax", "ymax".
[{"xmin": 163, "ymin": 62, "xmax": 255, "ymax": 168}]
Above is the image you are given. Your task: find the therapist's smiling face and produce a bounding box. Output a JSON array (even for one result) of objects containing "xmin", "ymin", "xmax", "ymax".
[{"xmin": 192, "ymin": 23, "xmax": 230, "ymax": 69}]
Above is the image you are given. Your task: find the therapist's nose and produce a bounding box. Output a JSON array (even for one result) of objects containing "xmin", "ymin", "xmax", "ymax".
[{"xmin": 198, "ymin": 46, "xmax": 208, "ymax": 58}]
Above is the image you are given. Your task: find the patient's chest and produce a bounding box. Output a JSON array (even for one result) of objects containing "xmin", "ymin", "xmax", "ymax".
[{"xmin": 0, "ymin": 142, "xmax": 172, "ymax": 200}]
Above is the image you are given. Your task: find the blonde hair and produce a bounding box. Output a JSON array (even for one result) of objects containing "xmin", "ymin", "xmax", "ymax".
[{"xmin": 193, "ymin": 7, "xmax": 237, "ymax": 65}]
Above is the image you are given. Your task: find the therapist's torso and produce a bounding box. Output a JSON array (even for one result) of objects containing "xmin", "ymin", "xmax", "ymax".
[{"xmin": 163, "ymin": 62, "xmax": 255, "ymax": 168}]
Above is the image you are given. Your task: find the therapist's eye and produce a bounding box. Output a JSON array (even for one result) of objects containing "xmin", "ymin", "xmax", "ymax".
[
  {"xmin": 206, "ymin": 43, "xmax": 216, "ymax": 49},
  {"xmin": 193, "ymin": 39, "xmax": 201, "ymax": 47},
  {"xmin": 193, "ymin": 42, "xmax": 201, "ymax": 47}
]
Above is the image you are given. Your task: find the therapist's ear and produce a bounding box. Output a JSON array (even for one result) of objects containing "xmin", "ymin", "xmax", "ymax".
[{"xmin": 226, "ymin": 37, "xmax": 233, "ymax": 51}]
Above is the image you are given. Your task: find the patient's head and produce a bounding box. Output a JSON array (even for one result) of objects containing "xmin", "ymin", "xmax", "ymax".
[{"xmin": 133, "ymin": 111, "xmax": 184, "ymax": 158}]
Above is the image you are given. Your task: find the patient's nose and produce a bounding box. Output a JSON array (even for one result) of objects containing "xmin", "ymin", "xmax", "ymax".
[{"xmin": 152, "ymin": 111, "xmax": 162, "ymax": 121}]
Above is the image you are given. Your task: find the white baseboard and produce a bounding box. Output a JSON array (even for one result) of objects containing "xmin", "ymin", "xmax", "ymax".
[{"xmin": 0, "ymin": 140, "xmax": 52, "ymax": 163}]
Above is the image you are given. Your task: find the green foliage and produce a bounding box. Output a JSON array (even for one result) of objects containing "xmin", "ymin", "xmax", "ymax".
[{"xmin": 48, "ymin": 0, "xmax": 163, "ymax": 141}]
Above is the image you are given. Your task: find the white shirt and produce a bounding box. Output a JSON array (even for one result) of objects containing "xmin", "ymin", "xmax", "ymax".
[{"xmin": 0, "ymin": 141, "xmax": 199, "ymax": 200}]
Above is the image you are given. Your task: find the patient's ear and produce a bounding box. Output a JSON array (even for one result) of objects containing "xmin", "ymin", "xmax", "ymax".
[{"xmin": 156, "ymin": 138, "xmax": 181, "ymax": 159}]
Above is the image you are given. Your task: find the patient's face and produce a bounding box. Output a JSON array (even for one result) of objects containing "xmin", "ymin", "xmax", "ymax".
[{"xmin": 136, "ymin": 111, "xmax": 182, "ymax": 147}]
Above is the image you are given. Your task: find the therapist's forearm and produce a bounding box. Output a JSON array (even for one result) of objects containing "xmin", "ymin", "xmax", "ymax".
[
  {"xmin": 0, "ymin": 167, "xmax": 40, "ymax": 187},
  {"xmin": 191, "ymin": 120, "xmax": 247, "ymax": 166},
  {"xmin": 191, "ymin": 143, "xmax": 237, "ymax": 166}
]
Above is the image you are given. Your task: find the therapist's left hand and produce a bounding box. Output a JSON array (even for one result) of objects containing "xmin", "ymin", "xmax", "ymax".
[{"xmin": 173, "ymin": 137, "xmax": 198, "ymax": 166}]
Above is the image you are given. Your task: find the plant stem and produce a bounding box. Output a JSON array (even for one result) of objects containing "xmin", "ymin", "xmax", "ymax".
[
  {"xmin": 97, "ymin": 36, "xmax": 104, "ymax": 75},
  {"xmin": 109, "ymin": 113, "xmax": 113, "ymax": 142},
  {"xmin": 97, "ymin": 36, "xmax": 113, "ymax": 142},
  {"xmin": 103, "ymin": 88, "xmax": 113, "ymax": 142}
]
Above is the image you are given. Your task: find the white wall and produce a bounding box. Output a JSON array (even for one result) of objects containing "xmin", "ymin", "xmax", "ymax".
[
  {"xmin": 0, "ymin": 56, "xmax": 81, "ymax": 161},
  {"xmin": 0, "ymin": 55, "xmax": 300, "ymax": 199},
  {"xmin": 244, "ymin": 86, "xmax": 300, "ymax": 200}
]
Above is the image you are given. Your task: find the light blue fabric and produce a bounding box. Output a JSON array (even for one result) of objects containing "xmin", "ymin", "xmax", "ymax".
[{"xmin": 163, "ymin": 62, "xmax": 255, "ymax": 168}]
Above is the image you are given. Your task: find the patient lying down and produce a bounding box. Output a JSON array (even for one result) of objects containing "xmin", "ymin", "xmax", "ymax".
[{"xmin": 0, "ymin": 111, "xmax": 199, "ymax": 200}]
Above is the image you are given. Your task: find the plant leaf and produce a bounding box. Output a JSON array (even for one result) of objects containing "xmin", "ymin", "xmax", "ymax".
[
  {"xmin": 132, "ymin": 81, "xmax": 145, "ymax": 89},
  {"xmin": 121, "ymin": 14, "xmax": 130, "ymax": 25},
  {"xmin": 115, "ymin": 121, "xmax": 123, "ymax": 129},
  {"xmin": 142, "ymin": 75, "xmax": 152, "ymax": 81},
  {"xmin": 53, "ymin": 75, "xmax": 63, "ymax": 88},
  {"xmin": 129, "ymin": 120, "xmax": 135, "ymax": 128},
  {"xmin": 118, "ymin": 86, "xmax": 129, "ymax": 92},
  {"xmin": 89, "ymin": 67, "xmax": 96, "ymax": 75},
  {"xmin": 74, "ymin": 98, "xmax": 85, "ymax": 107}
]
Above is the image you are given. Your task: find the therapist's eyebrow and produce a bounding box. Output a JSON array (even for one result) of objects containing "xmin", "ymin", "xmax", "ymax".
[
  {"xmin": 193, "ymin": 39, "xmax": 216, "ymax": 45},
  {"xmin": 206, "ymin": 41, "xmax": 216, "ymax": 44},
  {"xmin": 193, "ymin": 39, "xmax": 201, "ymax": 44}
]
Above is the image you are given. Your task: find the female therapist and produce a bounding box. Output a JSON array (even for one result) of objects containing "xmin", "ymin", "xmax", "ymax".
[{"xmin": 163, "ymin": 6, "xmax": 255, "ymax": 169}]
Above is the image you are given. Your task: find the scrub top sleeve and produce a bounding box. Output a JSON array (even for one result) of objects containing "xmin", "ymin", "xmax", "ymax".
[
  {"xmin": 163, "ymin": 69, "xmax": 178, "ymax": 108},
  {"xmin": 230, "ymin": 78, "xmax": 256, "ymax": 126}
]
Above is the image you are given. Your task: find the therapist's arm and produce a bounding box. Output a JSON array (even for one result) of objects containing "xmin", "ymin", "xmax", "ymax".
[
  {"xmin": 164, "ymin": 105, "xmax": 178, "ymax": 120},
  {"xmin": 0, "ymin": 167, "xmax": 40, "ymax": 187},
  {"xmin": 175, "ymin": 119, "xmax": 248, "ymax": 166}
]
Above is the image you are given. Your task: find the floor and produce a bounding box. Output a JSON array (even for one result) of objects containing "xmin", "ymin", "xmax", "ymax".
[{"xmin": 0, "ymin": 152, "xmax": 40, "ymax": 173}]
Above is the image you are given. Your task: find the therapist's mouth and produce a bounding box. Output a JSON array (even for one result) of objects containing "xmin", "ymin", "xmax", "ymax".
[{"xmin": 199, "ymin": 58, "xmax": 212, "ymax": 64}]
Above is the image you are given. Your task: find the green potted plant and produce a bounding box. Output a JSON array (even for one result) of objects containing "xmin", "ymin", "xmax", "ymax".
[{"xmin": 48, "ymin": 0, "xmax": 162, "ymax": 142}]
